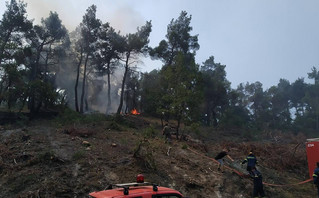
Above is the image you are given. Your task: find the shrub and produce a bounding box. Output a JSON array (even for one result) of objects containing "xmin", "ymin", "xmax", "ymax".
[
  {"xmin": 142, "ymin": 126, "xmax": 156, "ymax": 138},
  {"xmin": 108, "ymin": 121, "xmax": 121, "ymax": 131},
  {"xmin": 182, "ymin": 144, "xmax": 188, "ymax": 149},
  {"xmin": 72, "ymin": 150, "xmax": 86, "ymax": 161},
  {"xmin": 55, "ymin": 108, "xmax": 108, "ymax": 125},
  {"xmin": 184, "ymin": 122, "xmax": 201, "ymax": 135}
]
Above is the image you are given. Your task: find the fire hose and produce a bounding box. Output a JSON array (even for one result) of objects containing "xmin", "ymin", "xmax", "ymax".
[{"xmin": 187, "ymin": 147, "xmax": 313, "ymax": 187}]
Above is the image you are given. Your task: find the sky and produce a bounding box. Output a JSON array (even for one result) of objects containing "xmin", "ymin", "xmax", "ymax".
[{"xmin": 1, "ymin": 0, "xmax": 319, "ymax": 89}]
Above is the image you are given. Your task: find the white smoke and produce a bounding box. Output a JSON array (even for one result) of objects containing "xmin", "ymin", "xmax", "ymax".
[
  {"xmin": 22, "ymin": 0, "xmax": 146, "ymax": 33},
  {"xmin": 20, "ymin": 0, "xmax": 149, "ymax": 114},
  {"xmin": 54, "ymin": 54, "xmax": 126, "ymax": 114}
]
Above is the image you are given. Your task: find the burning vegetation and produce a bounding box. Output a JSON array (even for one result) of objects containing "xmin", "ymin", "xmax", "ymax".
[{"xmin": 131, "ymin": 108, "xmax": 140, "ymax": 115}]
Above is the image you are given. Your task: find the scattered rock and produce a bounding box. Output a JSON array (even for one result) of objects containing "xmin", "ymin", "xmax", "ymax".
[{"xmin": 82, "ymin": 141, "xmax": 90, "ymax": 147}]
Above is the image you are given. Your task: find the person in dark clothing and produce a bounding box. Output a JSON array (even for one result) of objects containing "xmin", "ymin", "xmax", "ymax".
[
  {"xmin": 242, "ymin": 150, "xmax": 258, "ymax": 176},
  {"xmin": 313, "ymin": 162, "xmax": 319, "ymax": 197},
  {"xmin": 162, "ymin": 123, "xmax": 171, "ymax": 144},
  {"xmin": 214, "ymin": 148, "xmax": 234, "ymax": 173},
  {"xmin": 251, "ymin": 167, "xmax": 265, "ymax": 198}
]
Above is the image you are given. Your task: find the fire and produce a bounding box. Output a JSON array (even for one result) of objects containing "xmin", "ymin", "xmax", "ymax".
[{"xmin": 131, "ymin": 108, "xmax": 140, "ymax": 115}]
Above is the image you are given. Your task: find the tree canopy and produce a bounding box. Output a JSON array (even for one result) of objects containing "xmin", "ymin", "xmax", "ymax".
[{"xmin": 1, "ymin": 1, "xmax": 319, "ymax": 136}]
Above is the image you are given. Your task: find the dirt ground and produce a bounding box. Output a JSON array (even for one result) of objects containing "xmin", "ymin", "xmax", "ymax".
[{"xmin": 0, "ymin": 114, "xmax": 316, "ymax": 198}]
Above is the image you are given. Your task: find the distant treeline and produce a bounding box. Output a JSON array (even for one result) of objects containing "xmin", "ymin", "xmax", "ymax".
[{"xmin": 0, "ymin": 0, "xmax": 318, "ymax": 135}]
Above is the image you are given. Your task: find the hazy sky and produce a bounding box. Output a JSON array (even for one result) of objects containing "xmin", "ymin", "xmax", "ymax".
[{"xmin": 1, "ymin": 0, "xmax": 319, "ymax": 89}]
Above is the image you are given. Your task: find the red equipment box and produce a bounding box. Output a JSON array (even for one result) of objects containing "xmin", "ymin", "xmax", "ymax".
[{"xmin": 306, "ymin": 138, "xmax": 319, "ymax": 178}]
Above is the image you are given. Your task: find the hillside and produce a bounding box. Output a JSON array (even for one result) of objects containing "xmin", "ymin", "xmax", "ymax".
[{"xmin": 0, "ymin": 113, "xmax": 316, "ymax": 198}]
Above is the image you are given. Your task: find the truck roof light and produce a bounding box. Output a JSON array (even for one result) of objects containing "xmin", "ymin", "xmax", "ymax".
[{"xmin": 137, "ymin": 174, "xmax": 144, "ymax": 183}]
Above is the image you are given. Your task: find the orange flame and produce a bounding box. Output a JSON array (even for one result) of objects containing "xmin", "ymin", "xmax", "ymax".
[{"xmin": 131, "ymin": 108, "xmax": 140, "ymax": 115}]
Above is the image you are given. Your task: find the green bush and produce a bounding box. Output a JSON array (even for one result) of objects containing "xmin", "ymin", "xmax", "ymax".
[
  {"xmin": 72, "ymin": 150, "xmax": 86, "ymax": 161},
  {"xmin": 82, "ymin": 113, "xmax": 108, "ymax": 123},
  {"xmin": 182, "ymin": 144, "xmax": 188, "ymax": 149},
  {"xmin": 15, "ymin": 113, "xmax": 29, "ymax": 127},
  {"xmin": 184, "ymin": 122, "xmax": 201, "ymax": 135},
  {"xmin": 109, "ymin": 121, "xmax": 121, "ymax": 131},
  {"xmin": 55, "ymin": 108, "xmax": 82, "ymax": 125},
  {"xmin": 113, "ymin": 114, "xmax": 125, "ymax": 123},
  {"xmin": 142, "ymin": 126, "xmax": 156, "ymax": 138},
  {"xmin": 55, "ymin": 108, "xmax": 109, "ymax": 125},
  {"xmin": 112, "ymin": 114, "xmax": 136, "ymax": 128}
]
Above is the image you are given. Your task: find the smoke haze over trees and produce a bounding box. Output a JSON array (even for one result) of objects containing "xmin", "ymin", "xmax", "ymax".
[{"xmin": 1, "ymin": 0, "xmax": 319, "ymax": 135}]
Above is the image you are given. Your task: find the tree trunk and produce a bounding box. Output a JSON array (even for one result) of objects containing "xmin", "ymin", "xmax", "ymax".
[
  {"xmin": 117, "ymin": 52, "xmax": 130, "ymax": 114},
  {"xmin": 206, "ymin": 111, "xmax": 211, "ymax": 126},
  {"xmin": 212, "ymin": 110, "xmax": 218, "ymax": 127},
  {"xmin": 85, "ymin": 98, "xmax": 89, "ymax": 112},
  {"xmin": 205, "ymin": 100, "xmax": 212, "ymax": 126},
  {"xmin": 0, "ymin": 73, "xmax": 6, "ymax": 105},
  {"xmin": 74, "ymin": 48, "xmax": 83, "ymax": 112},
  {"xmin": 176, "ymin": 115, "xmax": 181, "ymax": 140},
  {"xmin": 44, "ymin": 43, "xmax": 52, "ymax": 82},
  {"xmin": 133, "ymin": 86, "xmax": 137, "ymax": 109},
  {"xmin": 106, "ymin": 62, "xmax": 111, "ymax": 114},
  {"xmin": 85, "ymin": 79, "xmax": 89, "ymax": 112},
  {"xmin": 80, "ymin": 54, "xmax": 89, "ymax": 113},
  {"xmin": 19, "ymin": 95, "xmax": 27, "ymax": 112},
  {"xmin": 29, "ymin": 43, "xmax": 44, "ymax": 116},
  {"xmin": 125, "ymin": 89, "xmax": 129, "ymax": 114}
]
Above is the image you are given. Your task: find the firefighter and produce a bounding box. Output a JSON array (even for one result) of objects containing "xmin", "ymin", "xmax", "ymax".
[
  {"xmin": 214, "ymin": 148, "xmax": 234, "ymax": 173},
  {"xmin": 162, "ymin": 123, "xmax": 171, "ymax": 144},
  {"xmin": 162, "ymin": 123, "xmax": 172, "ymax": 156},
  {"xmin": 313, "ymin": 162, "xmax": 319, "ymax": 197},
  {"xmin": 241, "ymin": 150, "xmax": 258, "ymax": 176},
  {"xmin": 251, "ymin": 167, "xmax": 265, "ymax": 197}
]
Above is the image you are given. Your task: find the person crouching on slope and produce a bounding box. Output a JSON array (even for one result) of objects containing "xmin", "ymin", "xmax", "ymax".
[{"xmin": 215, "ymin": 148, "xmax": 234, "ymax": 173}]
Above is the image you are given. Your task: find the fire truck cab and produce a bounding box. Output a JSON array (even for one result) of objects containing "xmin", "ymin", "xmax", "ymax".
[{"xmin": 89, "ymin": 174, "xmax": 185, "ymax": 198}]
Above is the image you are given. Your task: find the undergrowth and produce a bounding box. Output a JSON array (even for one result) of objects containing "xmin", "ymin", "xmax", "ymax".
[{"xmin": 54, "ymin": 108, "xmax": 110, "ymax": 126}]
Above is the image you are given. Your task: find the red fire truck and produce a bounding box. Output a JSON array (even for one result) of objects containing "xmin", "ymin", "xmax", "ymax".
[
  {"xmin": 89, "ymin": 174, "xmax": 185, "ymax": 198},
  {"xmin": 306, "ymin": 138, "xmax": 319, "ymax": 178}
]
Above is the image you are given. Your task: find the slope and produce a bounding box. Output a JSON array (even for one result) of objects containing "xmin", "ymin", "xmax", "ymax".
[{"xmin": 0, "ymin": 113, "xmax": 315, "ymax": 198}]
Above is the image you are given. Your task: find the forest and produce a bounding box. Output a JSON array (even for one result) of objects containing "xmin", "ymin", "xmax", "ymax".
[{"xmin": 1, "ymin": 0, "xmax": 319, "ymax": 136}]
